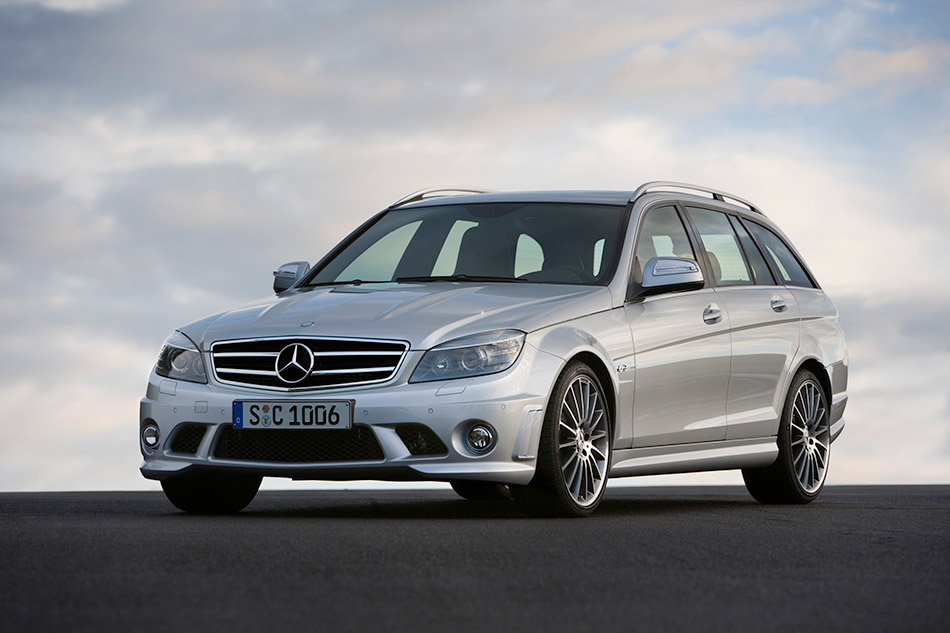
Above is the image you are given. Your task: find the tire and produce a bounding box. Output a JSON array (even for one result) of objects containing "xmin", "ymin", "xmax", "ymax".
[
  {"xmin": 510, "ymin": 361, "xmax": 611, "ymax": 517},
  {"xmin": 742, "ymin": 370, "xmax": 831, "ymax": 504},
  {"xmin": 161, "ymin": 472, "xmax": 262, "ymax": 514},
  {"xmin": 449, "ymin": 480, "xmax": 512, "ymax": 501}
]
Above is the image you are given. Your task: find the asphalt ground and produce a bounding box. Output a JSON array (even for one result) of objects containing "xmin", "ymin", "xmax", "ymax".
[{"xmin": 1, "ymin": 485, "xmax": 947, "ymax": 633}]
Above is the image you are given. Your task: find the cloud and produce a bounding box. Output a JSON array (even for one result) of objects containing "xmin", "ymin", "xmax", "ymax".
[
  {"xmin": 0, "ymin": 0, "xmax": 130, "ymax": 11},
  {"xmin": 764, "ymin": 42, "xmax": 950, "ymax": 105},
  {"xmin": 608, "ymin": 28, "xmax": 792, "ymax": 111},
  {"xmin": 0, "ymin": 0, "xmax": 947, "ymax": 490}
]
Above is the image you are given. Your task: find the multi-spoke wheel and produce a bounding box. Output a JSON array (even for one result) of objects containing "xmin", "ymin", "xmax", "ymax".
[
  {"xmin": 510, "ymin": 361, "xmax": 611, "ymax": 517},
  {"xmin": 743, "ymin": 370, "xmax": 830, "ymax": 504},
  {"xmin": 789, "ymin": 380, "xmax": 830, "ymax": 494}
]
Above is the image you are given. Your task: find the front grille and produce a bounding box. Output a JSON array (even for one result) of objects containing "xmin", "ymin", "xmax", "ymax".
[
  {"xmin": 210, "ymin": 337, "xmax": 408, "ymax": 391},
  {"xmin": 169, "ymin": 424, "xmax": 208, "ymax": 454},
  {"xmin": 213, "ymin": 425, "xmax": 384, "ymax": 463},
  {"xmin": 395, "ymin": 424, "xmax": 448, "ymax": 456}
]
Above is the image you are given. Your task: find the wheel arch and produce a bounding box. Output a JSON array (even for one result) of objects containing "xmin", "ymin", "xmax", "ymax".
[
  {"xmin": 766, "ymin": 356, "xmax": 835, "ymax": 439},
  {"xmin": 790, "ymin": 357, "xmax": 832, "ymax": 408},
  {"xmin": 526, "ymin": 328, "xmax": 622, "ymax": 441},
  {"xmin": 564, "ymin": 351, "xmax": 618, "ymax": 438}
]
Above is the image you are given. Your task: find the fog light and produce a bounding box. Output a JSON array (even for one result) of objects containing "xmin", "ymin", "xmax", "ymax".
[
  {"xmin": 466, "ymin": 423, "xmax": 495, "ymax": 454},
  {"xmin": 142, "ymin": 423, "xmax": 160, "ymax": 449}
]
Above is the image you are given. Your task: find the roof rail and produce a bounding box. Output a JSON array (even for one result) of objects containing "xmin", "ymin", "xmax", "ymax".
[
  {"xmin": 631, "ymin": 181, "xmax": 763, "ymax": 215},
  {"xmin": 388, "ymin": 187, "xmax": 492, "ymax": 209}
]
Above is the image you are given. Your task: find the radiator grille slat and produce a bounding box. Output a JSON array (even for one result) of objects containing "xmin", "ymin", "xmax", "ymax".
[{"xmin": 210, "ymin": 337, "xmax": 408, "ymax": 391}]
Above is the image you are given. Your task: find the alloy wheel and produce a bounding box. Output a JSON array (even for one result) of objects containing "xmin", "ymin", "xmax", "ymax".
[
  {"xmin": 790, "ymin": 380, "xmax": 830, "ymax": 494},
  {"xmin": 557, "ymin": 375, "xmax": 609, "ymax": 507}
]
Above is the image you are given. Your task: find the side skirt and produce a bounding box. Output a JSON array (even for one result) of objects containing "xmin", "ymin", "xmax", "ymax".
[{"xmin": 609, "ymin": 437, "xmax": 778, "ymax": 478}]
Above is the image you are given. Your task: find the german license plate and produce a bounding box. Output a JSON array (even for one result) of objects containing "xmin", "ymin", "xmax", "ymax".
[{"xmin": 232, "ymin": 401, "xmax": 353, "ymax": 430}]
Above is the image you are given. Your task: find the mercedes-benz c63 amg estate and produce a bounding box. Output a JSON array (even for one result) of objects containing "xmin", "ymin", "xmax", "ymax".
[{"xmin": 140, "ymin": 182, "xmax": 848, "ymax": 517}]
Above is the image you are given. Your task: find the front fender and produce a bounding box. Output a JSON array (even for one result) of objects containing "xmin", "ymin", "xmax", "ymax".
[{"xmin": 526, "ymin": 308, "xmax": 635, "ymax": 448}]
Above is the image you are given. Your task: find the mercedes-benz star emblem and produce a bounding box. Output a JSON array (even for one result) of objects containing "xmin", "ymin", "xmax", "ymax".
[{"xmin": 275, "ymin": 343, "xmax": 314, "ymax": 384}]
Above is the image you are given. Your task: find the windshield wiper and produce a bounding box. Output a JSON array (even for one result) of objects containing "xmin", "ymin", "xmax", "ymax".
[
  {"xmin": 304, "ymin": 279, "xmax": 389, "ymax": 287},
  {"xmin": 395, "ymin": 274, "xmax": 527, "ymax": 284}
]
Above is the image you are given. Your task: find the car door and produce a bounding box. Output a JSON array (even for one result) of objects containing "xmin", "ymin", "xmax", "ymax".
[
  {"xmin": 625, "ymin": 205, "xmax": 731, "ymax": 447},
  {"xmin": 683, "ymin": 207, "xmax": 802, "ymax": 440}
]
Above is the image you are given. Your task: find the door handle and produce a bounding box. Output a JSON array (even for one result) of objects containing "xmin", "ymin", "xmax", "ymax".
[
  {"xmin": 770, "ymin": 297, "xmax": 788, "ymax": 313},
  {"xmin": 703, "ymin": 303, "xmax": 722, "ymax": 324}
]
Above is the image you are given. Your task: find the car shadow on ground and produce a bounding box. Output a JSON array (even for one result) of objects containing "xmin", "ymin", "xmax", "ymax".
[{"xmin": 218, "ymin": 491, "xmax": 757, "ymax": 520}]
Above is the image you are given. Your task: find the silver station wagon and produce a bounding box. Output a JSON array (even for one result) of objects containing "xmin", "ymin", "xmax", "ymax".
[{"xmin": 140, "ymin": 182, "xmax": 848, "ymax": 517}]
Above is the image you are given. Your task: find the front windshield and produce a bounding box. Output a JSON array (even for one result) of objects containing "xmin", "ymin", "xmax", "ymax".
[{"xmin": 306, "ymin": 202, "xmax": 628, "ymax": 286}]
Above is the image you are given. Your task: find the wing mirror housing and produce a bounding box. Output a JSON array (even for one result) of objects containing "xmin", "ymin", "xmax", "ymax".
[
  {"xmin": 273, "ymin": 261, "xmax": 310, "ymax": 293},
  {"xmin": 637, "ymin": 257, "xmax": 704, "ymax": 297}
]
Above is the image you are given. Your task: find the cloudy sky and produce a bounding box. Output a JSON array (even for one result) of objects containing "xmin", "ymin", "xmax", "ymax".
[{"xmin": 0, "ymin": 0, "xmax": 947, "ymax": 491}]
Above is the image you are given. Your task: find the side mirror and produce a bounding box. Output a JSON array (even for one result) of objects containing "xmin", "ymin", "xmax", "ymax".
[
  {"xmin": 273, "ymin": 261, "xmax": 310, "ymax": 293},
  {"xmin": 639, "ymin": 257, "xmax": 704, "ymax": 296}
]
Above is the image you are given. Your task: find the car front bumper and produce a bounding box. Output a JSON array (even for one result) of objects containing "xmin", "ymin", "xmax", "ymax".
[{"xmin": 140, "ymin": 344, "xmax": 562, "ymax": 486}]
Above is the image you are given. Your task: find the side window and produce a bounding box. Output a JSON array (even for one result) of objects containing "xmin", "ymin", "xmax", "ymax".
[
  {"xmin": 337, "ymin": 220, "xmax": 422, "ymax": 281},
  {"xmin": 633, "ymin": 206, "xmax": 696, "ymax": 282},
  {"xmin": 592, "ymin": 238, "xmax": 605, "ymax": 276},
  {"xmin": 745, "ymin": 221, "xmax": 816, "ymax": 288},
  {"xmin": 685, "ymin": 207, "xmax": 752, "ymax": 286},
  {"xmin": 514, "ymin": 234, "xmax": 545, "ymax": 277},
  {"xmin": 431, "ymin": 220, "xmax": 478, "ymax": 276},
  {"xmin": 729, "ymin": 215, "xmax": 775, "ymax": 285}
]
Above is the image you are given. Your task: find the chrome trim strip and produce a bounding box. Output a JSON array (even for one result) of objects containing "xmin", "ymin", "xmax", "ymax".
[
  {"xmin": 311, "ymin": 367, "xmax": 394, "ymax": 375},
  {"xmin": 218, "ymin": 366, "xmax": 394, "ymax": 377},
  {"xmin": 213, "ymin": 352, "xmax": 280, "ymax": 358},
  {"xmin": 209, "ymin": 334, "xmax": 411, "ymax": 349},
  {"xmin": 216, "ymin": 368, "xmax": 277, "ymax": 376},
  {"xmin": 311, "ymin": 351, "xmax": 403, "ymax": 357}
]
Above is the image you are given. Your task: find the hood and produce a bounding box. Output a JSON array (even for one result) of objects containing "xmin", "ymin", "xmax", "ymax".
[{"xmin": 179, "ymin": 283, "xmax": 611, "ymax": 350}]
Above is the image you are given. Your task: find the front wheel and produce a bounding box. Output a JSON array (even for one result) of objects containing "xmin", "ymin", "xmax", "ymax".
[
  {"xmin": 510, "ymin": 362, "xmax": 611, "ymax": 517},
  {"xmin": 161, "ymin": 472, "xmax": 262, "ymax": 514},
  {"xmin": 742, "ymin": 370, "xmax": 831, "ymax": 504}
]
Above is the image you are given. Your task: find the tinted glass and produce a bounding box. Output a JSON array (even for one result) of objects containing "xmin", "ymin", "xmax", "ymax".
[
  {"xmin": 514, "ymin": 234, "xmax": 545, "ymax": 277},
  {"xmin": 745, "ymin": 221, "xmax": 815, "ymax": 288},
  {"xmin": 633, "ymin": 206, "xmax": 696, "ymax": 282},
  {"xmin": 729, "ymin": 215, "xmax": 775, "ymax": 285},
  {"xmin": 337, "ymin": 221, "xmax": 421, "ymax": 282},
  {"xmin": 308, "ymin": 203, "xmax": 627, "ymax": 286},
  {"xmin": 686, "ymin": 207, "xmax": 752, "ymax": 286}
]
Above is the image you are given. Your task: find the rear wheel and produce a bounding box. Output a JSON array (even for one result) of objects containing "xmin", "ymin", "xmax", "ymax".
[
  {"xmin": 510, "ymin": 362, "xmax": 611, "ymax": 517},
  {"xmin": 743, "ymin": 370, "xmax": 830, "ymax": 504},
  {"xmin": 449, "ymin": 480, "xmax": 512, "ymax": 501},
  {"xmin": 161, "ymin": 472, "xmax": 262, "ymax": 514}
]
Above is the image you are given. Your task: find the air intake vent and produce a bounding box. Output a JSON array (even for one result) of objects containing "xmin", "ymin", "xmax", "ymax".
[
  {"xmin": 395, "ymin": 424, "xmax": 448, "ymax": 456},
  {"xmin": 210, "ymin": 337, "xmax": 408, "ymax": 391},
  {"xmin": 169, "ymin": 424, "xmax": 207, "ymax": 454},
  {"xmin": 213, "ymin": 425, "xmax": 384, "ymax": 463}
]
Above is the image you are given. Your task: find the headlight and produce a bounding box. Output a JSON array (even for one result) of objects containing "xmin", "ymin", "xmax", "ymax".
[
  {"xmin": 410, "ymin": 329, "xmax": 525, "ymax": 383},
  {"xmin": 155, "ymin": 331, "xmax": 207, "ymax": 384}
]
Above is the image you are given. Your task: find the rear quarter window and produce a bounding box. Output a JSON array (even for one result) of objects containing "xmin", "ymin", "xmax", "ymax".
[{"xmin": 745, "ymin": 221, "xmax": 816, "ymax": 288}]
